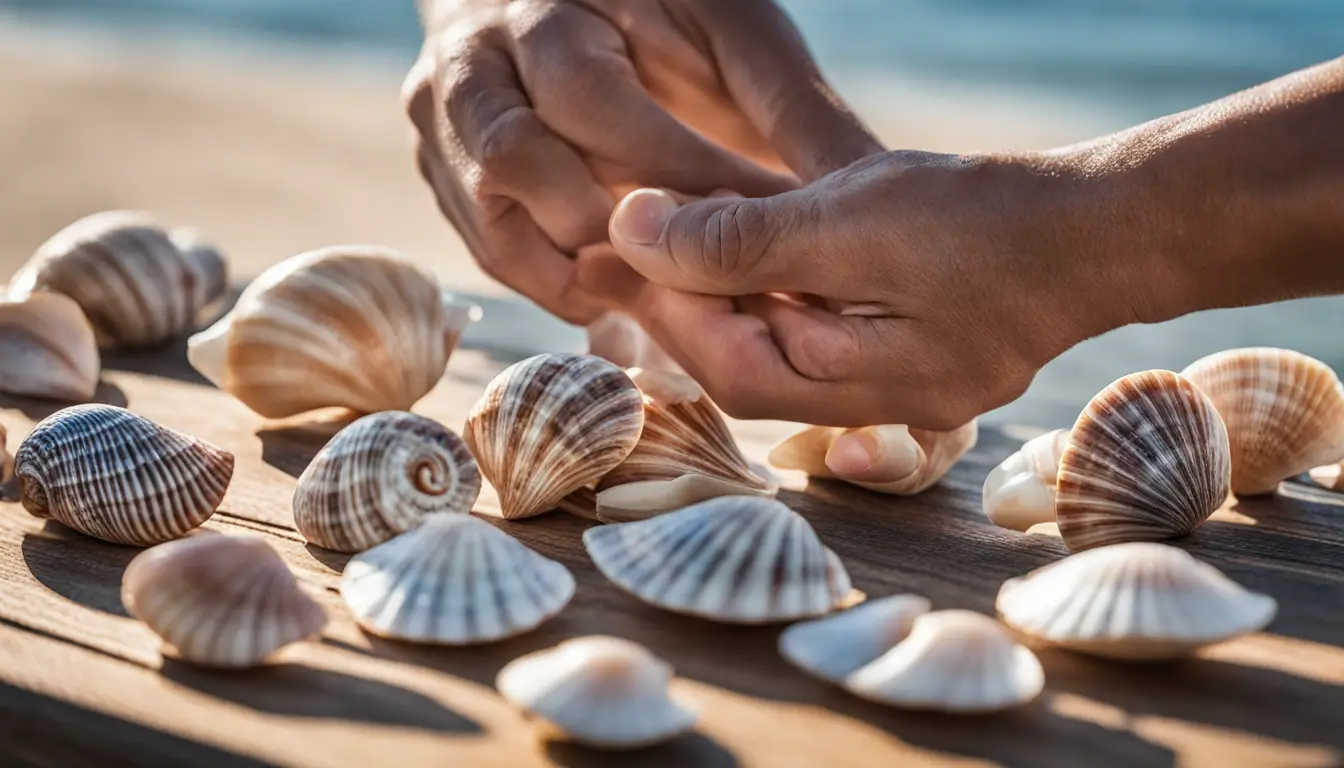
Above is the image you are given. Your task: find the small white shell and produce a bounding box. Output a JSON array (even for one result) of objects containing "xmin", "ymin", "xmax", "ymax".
[
  {"xmin": 768, "ymin": 421, "xmax": 978, "ymax": 495},
  {"xmin": 0, "ymin": 291, "xmax": 100, "ymax": 401},
  {"xmin": 583, "ymin": 496, "xmax": 852, "ymax": 624},
  {"xmin": 778, "ymin": 594, "xmax": 931, "ymax": 683},
  {"xmin": 845, "ymin": 610, "xmax": 1043, "ymax": 713},
  {"xmin": 996, "ymin": 542, "xmax": 1277, "ymax": 660},
  {"xmin": 1309, "ymin": 462, "xmax": 1343, "ymax": 490},
  {"xmin": 340, "ymin": 514, "xmax": 574, "ymax": 645},
  {"xmin": 496, "ymin": 636, "xmax": 697, "ymax": 749},
  {"xmin": 982, "ymin": 429, "xmax": 1067, "ymax": 531},
  {"xmin": 122, "ymin": 533, "xmax": 327, "ymax": 668}
]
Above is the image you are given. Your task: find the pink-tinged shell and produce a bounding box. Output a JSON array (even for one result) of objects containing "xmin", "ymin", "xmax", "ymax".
[
  {"xmin": 768, "ymin": 421, "xmax": 978, "ymax": 495},
  {"xmin": 0, "ymin": 291, "xmax": 100, "ymax": 401}
]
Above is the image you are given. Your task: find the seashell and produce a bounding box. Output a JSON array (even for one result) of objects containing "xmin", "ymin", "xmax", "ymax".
[
  {"xmin": 496, "ymin": 636, "xmax": 697, "ymax": 749},
  {"xmin": 1309, "ymin": 461, "xmax": 1344, "ymax": 490},
  {"xmin": 996, "ymin": 542, "xmax": 1277, "ymax": 660},
  {"xmin": 292, "ymin": 411, "xmax": 480, "ymax": 552},
  {"xmin": 586, "ymin": 311, "xmax": 684, "ymax": 374},
  {"xmin": 187, "ymin": 245, "xmax": 480, "ymax": 418},
  {"xmin": 465, "ymin": 353, "xmax": 644, "ymax": 520},
  {"xmin": 123, "ymin": 533, "xmax": 327, "ymax": 667},
  {"xmin": 1056, "ymin": 370, "xmax": 1230, "ymax": 552},
  {"xmin": 556, "ymin": 484, "xmax": 601, "ymax": 521},
  {"xmin": 768, "ymin": 420, "xmax": 978, "ymax": 495},
  {"xmin": 341, "ymin": 514, "xmax": 574, "ymax": 644},
  {"xmin": 0, "ymin": 291, "xmax": 100, "ymax": 401},
  {"xmin": 9, "ymin": 211, "xmax": 228, "ymax": 349},
  {"xmin": 1182, "ymin": 348, "xmax": 1344, "ymax": 495},
  {"xmin": 982, "ymin": 429, "xmax": 1068, "ymax": 531},
  {"xmin": 778, "ymin": 594, "xmax": 931, "ymax": 684},
  {"xmin": 15, "ymin": 405, "xmax": 235, "ymax": 546},
  {"xmin": 595, "ymin": 369, "xmax": 772, "ymax": 522},
  {"xmin": 583, "ymin": 496, "xmax": 852, "ymax": 623}
]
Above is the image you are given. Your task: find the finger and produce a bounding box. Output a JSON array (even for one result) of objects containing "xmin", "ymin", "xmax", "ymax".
[
  {"xmin": 734, "ymin": 293, "xmax": 869, "ymax": 382},
  {"xmin": 824, "ymin": 425, "xmax": 925, "ymax": 483},
  {"xmin": 479, "ymin": 205, "xmax": 607, "ymax": 325}
]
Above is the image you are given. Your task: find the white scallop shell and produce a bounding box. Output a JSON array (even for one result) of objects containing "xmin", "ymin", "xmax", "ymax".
[
  {"xmin": 768, "ymin": 420, "xmax": 978, "ymax": 495},
  {"xmin": 0, "ymin": 291, "xmax": 100, "ymax": 401},
  {"xmin": 982, "ymin": 429, "xmax": 1067, "ymax": 531},
  {"xmin": 340, "ymin": 514, "xmax": 574, "ymax": 645},
  {"xmin": 778, "ymin": 594, "xmax": 931, "ymax": 683},
  {"xmin": 996, "ymin": 542, "xmax": 1277, "ymax": 660},
  {"xmin": 583, "ymin": 496, "xmax": 852, "ymax": 623},
  {"xmin": 496, "ymin": 636, "xmax": 697, "ymax": 749}
]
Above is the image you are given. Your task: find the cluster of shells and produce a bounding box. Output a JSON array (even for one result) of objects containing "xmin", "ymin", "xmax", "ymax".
[{"xmin": 1, "ymin": 212, "xmax": 1329, "ymax": 749}]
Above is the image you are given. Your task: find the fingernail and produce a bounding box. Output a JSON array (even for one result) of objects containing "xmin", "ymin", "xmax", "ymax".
[
  {"xmin": 826, "ymin": 433, "xmax": 875, "ymax": 476},
  {"xmin": 612, "ymin": 189, "xmax": 677, "ymax": 246}
]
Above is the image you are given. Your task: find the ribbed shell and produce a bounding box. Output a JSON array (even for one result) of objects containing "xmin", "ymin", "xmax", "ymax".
[
  {"xmin": 340, "ymin": 514, "xmax": 575, "ymax": 644},
  {"xmin": 293, "ymin": 411, "xmax": 481, "ymax": 552},
  {"xmin": 0, "ymin": 291, "xmax": 100, "ymax": 401},
  {"xmin": 496, "ymin": 636, "xmax": 697, "ymax": 749},
  {"xmin": 465, "ymin": 353, "xmax": 644, "ymax": 519},
  {"xmin": 768, "ymin": 421, "xmax": 978, "ymax": 495},
  {"xmin": 996, "ymin": 542, "xmax": 1277, "ymax": 660},
  {"xmin": 187, "ymin": 246, "xmax": 478, "ymax": 418},
  {"xmin": 1056, "ymin": 371, "xmax": 1231, "ymax": 552},
  {"xmin": 9, "ymin": 211, "xmax": 228, "ymax": 349},
  {"xmin": 15, "ymin": 405, "xmax": 235, "ymax": 546},
  {"xmin": 778, "ymin": 595, "xmax": 931, "ymax": 683},
  {"xmin": 845, "ymin": 610, "xmax": 1044, "ymax": 713},
  {"xmin": 122, "ymin": 534, "xmax": 327, "ymax": 667},
  {"xmin": 982, "ymin": 429, "xmax": 1068, "ymax": 531},
  {"xmin": 583, "ymin": 496, "xmax": 852, "ymax": 623},
  {"xmin": 1182, "ymin": 348, "xmax": 1344, "ymax": 495}
]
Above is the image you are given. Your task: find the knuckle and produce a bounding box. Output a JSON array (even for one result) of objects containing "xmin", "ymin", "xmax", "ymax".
[{"xmin": 476, "ymin": 107, "xmax": 542, "ymax": 180}]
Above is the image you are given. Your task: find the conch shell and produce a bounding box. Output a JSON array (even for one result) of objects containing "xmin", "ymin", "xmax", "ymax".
[
  {"xmin": 15, "ymin": 405, "xmax": 235, "ymax": 546},
  {"xmin": 778, "ymin": 594, "xmax": 931, "ymax": 684},
  {"xmin": 187, "ymin": 245, "xmax": 479, "ymax": 418},
  {"xmin": 292, "ymin": 411, "xmax": 481, "ymax": 552},
  {"xmin": 1182, "ymin": 348, "xmax": 1344, "ymax": 495},
  {"xmin": 9, "ymin": 211, "xmax": 227, "ymax": 349},
  {"xmin": 0, "ymin": 291, "xmax": 100, "ymax": 401},
  {"xmin": 768, "ymin": 421, "xmax": 978, "ymax": 495},
  {"xmin": 981, "ymin": 429, "xmax": 1067, "ymax": 531}
]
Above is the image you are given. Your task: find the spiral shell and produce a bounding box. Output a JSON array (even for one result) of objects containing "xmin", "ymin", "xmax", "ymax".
[
  {"xmin": 768, "ymin": 420, "xmax": 978, "ymax": 495},
  {"xmin": 15, "ymin": 405, "xmax": 235, "ymax": 546},
  {"xmin": 465, "ymin": 353, "xmax": 644, "ymax": 519},
  {"xmin": 0, "ymin": 291, "xmax": 100, "ymax": 401},
  {"xmin": 981, "ymin": 429, "xmax": 1067, "ymax": 531},
  {"xmin": 1056, "ymin": 370, "xmax": 1231, "ymax": 552},
  {"xmin": 9, "ymin": 211, "xmax": 228, "ymax": 349},
  {"xmin": 123, "ymin": 533, "xmax": 327, "ymax": 667},
  {"xmin": 292, "ymin": 411, "xmax": 481, "ymax": 552},
  {"xmin": 778, "ymin": 594, "xmax": 931, "ymax": 684},
  {"xmin": 187, "ymin": 246, "xmax": 479, "ymax": 418}
]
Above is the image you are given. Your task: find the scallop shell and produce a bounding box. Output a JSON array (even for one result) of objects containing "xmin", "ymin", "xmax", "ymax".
[
  {"xmin": 583, "ymin": 496, "xmax": 852, "ymax": 623},
  {"xmin": 465, "ymin": 353, "xmax": 644, "ymax": 520},
  {"xmin": 1309, "ymin": 461, "xmax": 1343, "ymax": 490},
  {"xmin": 123, "ymin": 533, "xmax": 326, "ymax": 667},
  {"xmin": 8, "ymin": 211, "xmax": 228, "ymax": 349},
  {"xmin": 982, "ymin": 429, "xmax": 1068, "ymax": 531},
  {"xmin": 1182, "ymin": 348, "xmax": 1344, "ymax": 495},
  {"xmin": 595, "ymin": 369, "xmax": 771, "ymax": 522},
  {"xmin": 292, "ymin": 411, "xmax": 481, "ymax": 552},
  {"xmin": 778, "ymin": 594, "xmax": 931, "ymax": 683},
  {"xmin": 0, "ymin": 291, "xmax": 100, "ymax": 401},
  {"xmin": 15, "ymin": 405, "xmax": 235, "ymax": 546},
  {"xmin": 496, "ymin": 636, "xmax": 697, "ymax": 749},
  {"xmin": 845, "ymin": 610, "xmax": 1043, "ymax": 713},
  {"xmin": 996, "ymin": 542, "xmax": 1277, "ymax": 660},
  {"xmin": 768, "ymin": 420, "xmax": 978, "ymax": 495},
  {"xmin": 556, "ymin": 485, "xmax": 601, "ymax": 521},
  {"xmin": 187, "ymin": 245, "xmax": 480, "ymax": 418},
  {"xmin": 1056, "ymin": 370, "xmax": 1231, "ymax": 552},
  {"xmin": 341, "ymin": 514, "xmax": 574, "ymax": 644}
]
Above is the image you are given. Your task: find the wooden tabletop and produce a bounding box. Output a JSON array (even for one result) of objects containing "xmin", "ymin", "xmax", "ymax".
[{"xmin": 0, "ymin": 341, "xmax": 1341, "ymax": 768}]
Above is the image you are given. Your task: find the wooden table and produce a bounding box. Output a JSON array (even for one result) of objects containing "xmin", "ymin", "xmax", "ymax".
[{"xmin": 1, "ymin": 342, "xmax": 1341, "ymax": 768}]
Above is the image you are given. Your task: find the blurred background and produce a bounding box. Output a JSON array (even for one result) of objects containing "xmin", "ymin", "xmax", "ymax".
[{"xmin": 0, "ymin": 0, "xmax": 1340, "ymax": 427}]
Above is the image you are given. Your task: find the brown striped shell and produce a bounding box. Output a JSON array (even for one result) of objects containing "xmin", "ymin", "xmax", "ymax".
[
  {"xmin": 1182, "ymin": 348, "xmax": 1344, "ymax": 495},
  {"xmin": 1056, "ymin": 370, "xmax": 1231, "ymax": 552},
  {"xmin": 0, "ymin": 291, "xmax": 100, "ymax": 401},
  {"xmin": 123, "ymin": 533, "xmax": 327, "ymax": 667},
  {"xmin": 768, "ymin": 421, "xmax": 978, "ymax": 495},
  {"xmin": 292, "ymin": 411, "xmax": 481, "ymax": 552},
  {"xmin": 15, "ymin": 405, "xmax": 235, "ymax": 546},
  {"xmin": 9, "ymin": 211, "xmax": 228, "ymax": 349},
  {"xmin": 465, "ymin": 353, "xmax": 644, "ymax": 520}
]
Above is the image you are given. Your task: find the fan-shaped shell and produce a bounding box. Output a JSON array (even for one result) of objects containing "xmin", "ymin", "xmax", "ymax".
[
  {"xmin": 982, "ymin": 429, "xmax": 1067, "ymax": 531},
  {"xmin": 9, "ymin": 211, "xmax": 228, "ymax": 349},
  {"xmin": 341, "ymin": 514, "xmax": 574, "ymax": 644},
  {"xmin": 1182, "ymin": 348, "xmax": 1344, "ymax": 495},
  {"xmin": 845, "ymin": 610, "xmax": 1043, "ymax": 713},
  {"xmin": 0, "ymin": 291, "xmax": 100, "ymax": 401},
  {"xmin": 779, "ymin": 594, "xmax": 931, "ymax": 683},
  {"xmin": 1309, "ymin": 461, "xmax": 1343, "ymax": 490},
  {"xmin": 122, "ymin": 533, "xmax": 327, "ymax": 667},
  {"xmin": 996, "ymin": 542, "xmax": 1277, "ymax": 660},
  {"xmin": 1056, "ymin": 370, "xmax": 1230, "ymax": 552},
  {"xmin": 768, "ymin": 420, "xmax": 978, "ymax": 495},
  {"xmin": 496, "ymin": 636, "xmax": 697, "ymax": 749},
  {"xmin": 187, "ymin": 246, "xmax": 479, "ymax": 418},
  {"xmin": 15, "ymin": 405, "xmax": 234, "ymax": 546},
  {"xmin": 292, "ymin": 411, "xmax": 480, "ymax": 552},
  {"xmin": 465, "ymin": 353, "xmax": 644, "ymax": 520},
  {"xmin": 583, "ymin": 496, "xmax": 852, "ymax": 623}
]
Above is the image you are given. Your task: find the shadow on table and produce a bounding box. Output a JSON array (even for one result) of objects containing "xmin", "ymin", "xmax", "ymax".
[
  {"xmin": 255, "ymin": 415, "xmax": 355, "ymax": 478},
  {"xmin": 21, "ymin": 522, "xmax": 138, "ymax": 617},
  {"xmin": 98, "ymin": 287, "xmax": 244, "ymax": 387},
  {"xmin": 546, "ymin": 733, "xmax": 739, "ymax": 768},
  {"xmin": 0, "ymin": 380, "xmax": 128, "ymax": 424},
  {"xmin": 304, "ymin": 543, "xmax": 352, "ymax": 574}
]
